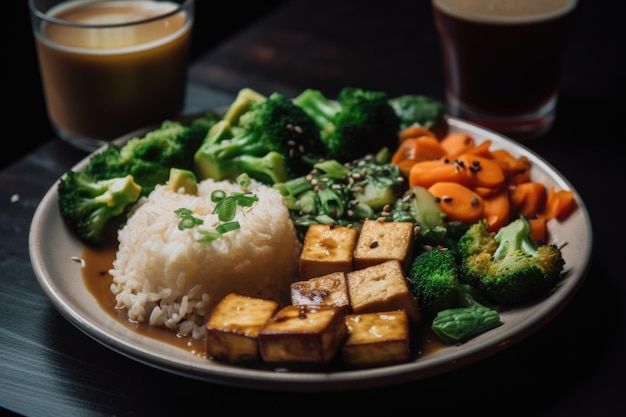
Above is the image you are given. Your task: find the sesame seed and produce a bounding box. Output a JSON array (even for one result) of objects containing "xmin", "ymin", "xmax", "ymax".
[
  {"xmin": 370, "ymin": 241, "xmax": 379, "ymax": 248},
  {"xmin": 71, "ymin": 256, "xmax": 85, "ymax": 267}
]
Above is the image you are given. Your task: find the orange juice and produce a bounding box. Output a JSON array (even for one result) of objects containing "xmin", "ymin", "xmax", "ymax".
[{"xmin": 32, "ymin": 0, "xmax": 194, "ymax": 150}]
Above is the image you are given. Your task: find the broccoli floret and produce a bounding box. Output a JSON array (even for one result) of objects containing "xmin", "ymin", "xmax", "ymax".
[
  {"xmin": 458, "ymin": 217, "xmax": 566, "ymax": 305},
  {"xmin": 194, "ymin": 91, "xmax": 323, "ymax": 183},
  {"xmin": 407, "ymin": 247, "xmax": 501, "ymax": 343},
  {"xmin": 294, "ymin": 87, "xmax": 401, "ymax": 162},
  {"xmin": 167, "ymin": 167, "xmax": 198, "ymax": 195},
  {"xmin": 85, "ymin": 119, "xmax": 210, "ymax": 195},
  {"xmin": 57, "ymin": 171, "xmax": 142, "ymax": 246},
  {"xmin": 388, "ymin": 94, "xmax": 446, "ymax": 130},
  {"xmin": 407, "ymin": 247, "xmax": 470, "ymax": 317},
  {"xmin": 221, "ymin": 87, "xmax": 267, "ymax": 125}
]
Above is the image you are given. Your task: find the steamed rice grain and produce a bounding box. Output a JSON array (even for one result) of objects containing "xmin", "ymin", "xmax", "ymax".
[{"xmin": 109, "ymin": 178, "xmax": 302, "ymax": 340}]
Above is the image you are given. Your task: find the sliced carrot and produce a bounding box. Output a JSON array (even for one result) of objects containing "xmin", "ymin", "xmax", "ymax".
[
  {"xmin": 462, "ymin": 139, "xmax": 494, "ymax": 158},
  {"xmin": 428, "ymin": 182, "xmax": 485, "ymax": 223},
  {"xmin": 491, "ymin": 149, "xmax": 532, "ymax": 184},
  {"xmin": 482, "ymin": 187, "xmax": 510, "ymax": 232},
  {"xmin": 541, "ymin": 187, "xmax": 576, "ymax": 220},
  {"xmin": 409, "ymin": 158, "xmax": 465, "ymax": 188},
  {"xmin": 509, "ymin": 182, "xmax": 547, "ymax": 218},
  {"xmin": 390, "ymin": 136, "xmax": 446, "ymax": 166},
  {"xmin": 409, "ymin": 153, "xmax": 504, "ymax": 190},
  {"xmin": 456, "ymin": 153, "xmax": 505, "ymax": 189},
  {"xmin": 473, "ymin": 186, "xmax": 500, "ymax": 198},
  {"xmin": 439, "ymin": 132, "xmax": 475, "ymax": 158},
  {"xmin": 506, "ymin": 168, "xmax": 532, "ymax": 185},
  {"xmin": 528, "ymin": 217, "xmax": 547, "ymax": 244},
  {"xmin": 399, "ymin": 125, "xmax": 437, "ymax": 142},
  {"xmin": 393, "ymin": 129, "xmax": 578, "ymax": 236}
]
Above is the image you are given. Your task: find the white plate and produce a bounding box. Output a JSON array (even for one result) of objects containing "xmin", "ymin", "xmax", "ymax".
[{"xmin": 29, "ymin": 116, "xmax": 593, "ymax": 391}]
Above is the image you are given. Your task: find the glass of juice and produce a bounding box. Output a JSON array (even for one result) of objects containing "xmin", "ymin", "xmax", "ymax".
[
  {"xmin": 29, "ymin": 0, "xmax": 195, "ymax": 152},
  {"xmin": 432, "ymin": 0, "xmax": 577, "ymax": 141}
]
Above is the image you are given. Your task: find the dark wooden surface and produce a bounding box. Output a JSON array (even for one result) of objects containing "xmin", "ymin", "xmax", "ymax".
[{"xmin": 2, "ymin": 1, "xmax": 624, "ymax": 415}]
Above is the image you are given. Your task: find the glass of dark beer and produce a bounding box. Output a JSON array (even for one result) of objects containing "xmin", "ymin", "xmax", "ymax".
[{"xmin": 432, "ymin": 0, "xmax": 578, "ymax": 141}]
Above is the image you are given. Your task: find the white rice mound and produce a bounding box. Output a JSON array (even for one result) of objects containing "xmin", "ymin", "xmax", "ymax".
[{"xmin": 109, "ymin": 178, "xmax": 302, "ymax": 340}]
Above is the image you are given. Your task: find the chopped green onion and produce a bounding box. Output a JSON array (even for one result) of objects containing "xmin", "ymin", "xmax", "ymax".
[
  {"xmin": 216, "ymin": 221, "xmax": 240, "ymax": 233},
  {"xmin": 211, "ymin": 190, "xmax": 226, "ymax": 202},
  {"xmin": 212, "ymin": 190, "xmax": 259, "ymax": 221},
  {"xmin": 236, "ymin": 173, "xmax": 252, "ymax": 189},
  {"xmin": 215, "ymin": 196, "xmax": 237, "ymax": 221},
  {"xmin": 174, "ymin": 208, "xmax": 203, "ymax": 230},
  {"xmin": 314, "ymin": 159, "xmax": 349, "ymax": 179},
  {"xmin": 196, "ymin": 229, "xmax": 224, "ymax": 243}
]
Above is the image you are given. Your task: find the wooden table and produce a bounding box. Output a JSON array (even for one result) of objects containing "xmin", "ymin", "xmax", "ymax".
[{"xmin": 2, "ymin": 1, "xmax": 624, "ymax": 415}]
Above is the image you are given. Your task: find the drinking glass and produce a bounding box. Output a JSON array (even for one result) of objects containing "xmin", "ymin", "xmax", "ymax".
[
  {"xmin": 29, "ymin": 0, "xmax": 195, "ymax": 151},
  {"xmin": 432, "ymin": 0, "xmax": 577, "ymax": 141}
]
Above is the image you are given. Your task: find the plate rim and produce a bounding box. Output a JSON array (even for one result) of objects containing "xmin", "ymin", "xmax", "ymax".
[{"xmin": 28, "ymin": 115, "xmax": 594, "ymax": 391}]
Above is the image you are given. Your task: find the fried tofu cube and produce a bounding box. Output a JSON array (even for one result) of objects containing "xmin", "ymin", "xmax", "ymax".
[
  {"xmin": 342, "ymin": 310, "xmax": 411, "ymax": 368},
  {"xmin": 290, "ymin": 272, "xmax": 351, "ymax": 313},
  {"xmin": 353, "ymin": 219, "xmax": 415, "ymax": 270},
  {"xmin": 258, "ymin": 305, "xmax": 347, "ymax": 364},
  {"xmin": 205, "ymin": 293, "xmax": 279, "ymax": 363},
  {"xmin": 299, "ymin": 224, "xmax": 358, "ymax": 280},
  {"xmin": 346, "ymin": 260, "xmax": 421, "ymax": 322}
]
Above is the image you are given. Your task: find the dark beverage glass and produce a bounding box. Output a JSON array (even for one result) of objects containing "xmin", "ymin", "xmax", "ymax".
[{"xmin": 433, "ymin": 0, "xmax": 577, "ymax": 141}]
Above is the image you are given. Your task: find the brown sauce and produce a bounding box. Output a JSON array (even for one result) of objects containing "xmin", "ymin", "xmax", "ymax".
[{"xmin": 81, "ymin": 245, "xmax": 447, "ymax": 371}]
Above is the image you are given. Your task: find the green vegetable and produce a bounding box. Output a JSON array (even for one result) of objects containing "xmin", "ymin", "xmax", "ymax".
[
  {"xmin": 388, "ymin": 185, "xmax": 446, "ymax": 230},
  {"xmin": 458, "ymin": 216, "xmax": 566, "ymax": 305},
  {"xmin": 211, "ymin": 190, "xmax": 259, "ymax": 221},
  {"xmin": 174, "ymin": 208, "xmax": 203, "ymax": 230},
  {"xmin": 407, "ymin": 247, "xmax": 501, "ymax": 343},
  {"xmin": 57, "ymin": 172, "xmax": 142, "ymax": 246},
  {"xmin": 387, "ymin": 185, "xmax": 470, "ymax": 251},
  {"xmin": 194, "ymin": 89, "xmax": 324, "ymax": 184},
  {"xmin": 431, "ymin": 294, "xmax": 502, "ymax": 344},
  {"xmin": 58, "ymin": 115, "xmax": 214, "ymax": 246},
  {"xmin": 408, "ymin": 247, "xmax": 470, "ymax": 316},
  {"xmin": 173, "ymin": 187, "xmax": 257, "ymax": 243},
  {"xmin": 168, "ymin": 168, "xmax": 198, "ymax": 195},
  {"xmin": 388, "ymin": 94, "xmax": 445, "ymax": 130},
  {"xmin": 273, "ymin": 152, "xmax": 406, "ymax": 239},
  {"xmin": 294, "ymin": 87, "xmax": 401, "ymax": 162},
  {"xmin": 85, "ymin": 118, "xmax": 212, "ymax": 196}
]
